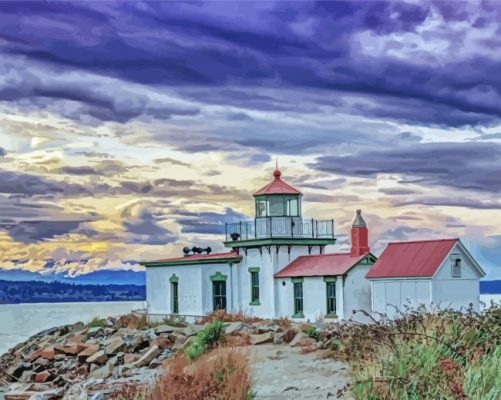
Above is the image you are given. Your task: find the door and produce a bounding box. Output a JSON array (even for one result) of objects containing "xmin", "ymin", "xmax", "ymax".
[{"xmin": 213, "ymin": 281, "xmax": 227, "ymax": 311}]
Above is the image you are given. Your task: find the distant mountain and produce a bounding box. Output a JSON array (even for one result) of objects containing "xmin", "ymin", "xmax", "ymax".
[
  {"xmin": 0, "ymin": 269, "xmax": 145, "ymax": 286},
  {"xmin": 480, "ymin": 280, "xmax": 501, "ymax": 294}
]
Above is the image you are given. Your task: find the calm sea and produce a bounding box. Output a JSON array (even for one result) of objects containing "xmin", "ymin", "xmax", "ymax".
[{"xmin": 0, "ymin": 301, "xmax": 145, "ymax": 355}]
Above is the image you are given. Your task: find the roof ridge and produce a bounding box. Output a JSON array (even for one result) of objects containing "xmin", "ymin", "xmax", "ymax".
[
  {"xmin": 296, "ymin": 252, "xmax": 364, "ymax": 259},
  {"xmin": 387, "ymin": 238, "xmax": 459, "ymax": 245}
]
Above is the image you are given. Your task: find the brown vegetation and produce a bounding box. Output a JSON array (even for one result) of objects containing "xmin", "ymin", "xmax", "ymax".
[{"xmin": 148, "ymin": 347, "xmax": 252, "ymax": 400}]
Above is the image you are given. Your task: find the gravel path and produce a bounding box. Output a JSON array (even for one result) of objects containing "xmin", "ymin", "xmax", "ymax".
[{"xmin": 249, "ymin": 344, "xmax": 353, "ymax": 400}]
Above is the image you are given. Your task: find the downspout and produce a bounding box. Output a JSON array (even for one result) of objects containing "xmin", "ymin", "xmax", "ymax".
[{"xmin": 229, "ymin": 262, "xmax": 234, "ymax": 312}]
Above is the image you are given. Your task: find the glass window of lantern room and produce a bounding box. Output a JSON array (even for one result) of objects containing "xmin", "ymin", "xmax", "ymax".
[
  {"xmin": 287, "ymin": 198, "xmax": 298, "ymax": 216},
  {"xmin": 256, "ymin": 199, "xmax": 268, "ymax": 217},
  {"xmin": 269, "ymin": 197, "xmax": 285, "ymax": 216}
]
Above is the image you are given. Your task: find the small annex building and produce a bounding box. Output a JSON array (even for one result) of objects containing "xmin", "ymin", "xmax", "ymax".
[{"xmin": 366, "ymin": 239, "xmax": 486, "ymax": 317}]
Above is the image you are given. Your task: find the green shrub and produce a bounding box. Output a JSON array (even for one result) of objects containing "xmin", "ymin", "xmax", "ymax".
[
  {"xmin": 86, "ymin": 317, "xmax": 107, "ymax": 328},
  {"xmin": 185, "ymin": 320, "xmax": 224, "ymax": 361},
  {"xmin": 325, "ymin": 305, "xmax": 501, "ymax": 399},
  {"xmin": 303, "ymin": 327, "xmax": 320, "ymax": 341}
]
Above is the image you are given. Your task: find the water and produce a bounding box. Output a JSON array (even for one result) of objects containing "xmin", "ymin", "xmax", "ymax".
[{"xmin": 0, "ymin": 301, "xmax": 145, "ymax": 355}]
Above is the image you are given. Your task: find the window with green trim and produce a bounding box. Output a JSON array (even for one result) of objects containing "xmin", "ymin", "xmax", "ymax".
[
  {"xmin": 326, "ymin": 281, "xmax": 336, "ymax": 316},
  {"xmin": 171, "ymin": 281, "xmax": 179, "ymax": 314},
  {"xmin": 250, "ymin": 271, "xmax": 260, "ymax": 304},
  {"xmin": 293, "ymin": 281, "xmax": 303, "ymax": 316}
]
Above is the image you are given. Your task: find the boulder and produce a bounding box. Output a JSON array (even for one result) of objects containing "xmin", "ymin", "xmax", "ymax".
[
  {"xmin": 35, "ymin": 371, "xmax": 53, "ymax": 383},
  {"xmin": 149, "ymin": 335, "xmax": 172, "ymax": 350},
  {"xmin": 123, "ymin": 354, "xmax": 139, "ymax": 364},
  {"xmin": 86, "ymin": 350, "xmax": 107, "ymax": 365},
  {"xmin": 250, "ymin": 332, "xmax": 274, "ymax": 345},
  {"xmin": 89, "ymin": 362, "xmax": 114, "ymax": 379},
  {"xmin": 33, "ymin": 358, "xmax": 50, "ymax": 367},
  {"xmin": 154, "ymin": 324, "xmax": 176, "ymax": 335},
  {"xmin": 77, "ymin": 344, "xmax": 100, "ymax": 361},
  {"xmin": 18, "ymin": 370, "xmax": 35, "ymax": 383},
  {"xmin": 273, "ymin": 329, "xmax": 296, "ymax": 345},
  {"xmin": 224, "ymin": 322, "xmax": 244, "ymax": 335},
  {"xmin": 55, "ymin": 344, "xmax": 79, "ymax": 356},
  {"xmin": 39, "ymin": 348, "xmax": 55, "ymax": 361},
  {"xmin": 172, "ymin": 336, "xmax": 191, "ymax": 352},
  {"xmin": 105, "ymin": 337, "xmax": 126, "ymax": 355},
  {"xmin": 225, "ymin": 334, "xmax": 250, "ymax": 347},
  {"xmin": 9, "ymin": 362, "xmax": 32, "ymax": 379},
  {"xmin": 289, "ymin": 332, "xmax": 310, "ymax": 348},
  {"xmin": 182, "ymin": 325, "xmax": 203, "ymax": 337},
  {"xmin": 132, "ymin": 345, "xmax": 161, "ymax": 368}
]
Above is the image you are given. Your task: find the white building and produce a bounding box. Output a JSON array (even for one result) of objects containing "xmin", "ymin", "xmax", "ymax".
[
  {"xmin": 142, "ymin": 166, "xmax": 375, "ymax": 321},
  {"xmin": 366, "ymin": 238, "xmax": 486, "ymax": 318},
  {"xmin": 141, "ymin": 166, "xmax": 486, "ymax": 321}
]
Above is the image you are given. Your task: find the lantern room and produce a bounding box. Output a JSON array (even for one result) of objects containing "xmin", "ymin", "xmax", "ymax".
[{"xmin": 253, "ymin": 166, "xmax": 302, "ymax": 218}]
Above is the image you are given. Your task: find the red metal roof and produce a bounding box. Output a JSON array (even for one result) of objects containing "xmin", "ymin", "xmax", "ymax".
[
  {"xmin": 253, "ymin": 168, "xmax": 302, "ymax": 196},
  {"xmin": 152, "ymin": 251, "xmax": 240, "ymax": 263},
  {"xmin": 366, "ymin": 238, "xmax": 458, "ymax": 279},
  {"xmin": 274, "ymin": 252, "xmax": 369, "ymax": 278}
]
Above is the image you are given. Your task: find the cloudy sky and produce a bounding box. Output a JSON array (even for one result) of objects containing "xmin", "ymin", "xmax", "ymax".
[{"xmin": 0, "ymin": 1, "xmax": 500, "ymax": 278}]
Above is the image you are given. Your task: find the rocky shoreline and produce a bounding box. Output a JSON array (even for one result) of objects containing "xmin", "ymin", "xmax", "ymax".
[{"xmin": 0, "ymin": 315, "xmax": 330, "ymax": 400}]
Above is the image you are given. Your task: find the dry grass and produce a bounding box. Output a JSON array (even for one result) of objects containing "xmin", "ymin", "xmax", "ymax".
[
  {"xmin": 148, "ymin": 347, "xmax": 252, "ymax": 400},
  {"xmin": 198, "ymin": 310, "xmax": 264, "ymax": 324}
]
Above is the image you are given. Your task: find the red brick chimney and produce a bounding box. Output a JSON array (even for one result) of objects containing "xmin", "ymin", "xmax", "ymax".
[{"xmin": 351, "ymin": 209, "xmax": 370, "ymax": 257}]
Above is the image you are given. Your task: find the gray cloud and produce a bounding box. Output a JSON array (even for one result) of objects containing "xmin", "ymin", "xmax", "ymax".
[
  {"xmin": 175, "ymin": 208, "xmax": 246, "ymax": 235},
  {"xmin": 313, "ymin": 142, "xmax": 501, "ymax": 194},
  {"xmin": 0, "ymin": 147, "xmax": 6, "ymax": 156}
]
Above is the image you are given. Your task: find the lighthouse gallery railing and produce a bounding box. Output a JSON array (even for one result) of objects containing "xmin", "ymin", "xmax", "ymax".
[{"xmin": 225, "ymin": 217, "xmax": 334, "ymax": 241}]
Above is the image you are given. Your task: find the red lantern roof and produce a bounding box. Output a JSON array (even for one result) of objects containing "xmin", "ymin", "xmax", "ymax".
[{"xmin": 253, "ymin": 166, "xmax": 302, "ymax": 196}]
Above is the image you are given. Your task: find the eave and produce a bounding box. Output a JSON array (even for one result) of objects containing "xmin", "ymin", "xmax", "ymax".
[
  {"xmin": 224, "ymin": 237, "xmax": 336, "ymax": 248},
  {"xmin": 141, "ymin": 256, "xmax": 242, "ymax": 267}
]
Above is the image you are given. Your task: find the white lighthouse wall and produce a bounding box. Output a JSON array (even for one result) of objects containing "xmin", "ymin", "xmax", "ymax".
[
  {"xmin": 146, "ymin": 265, "xmax": 203, "ymax": 316},
  {"xmin": 234, "ymin": 245, "xmax": 321, "ymax": 319}
]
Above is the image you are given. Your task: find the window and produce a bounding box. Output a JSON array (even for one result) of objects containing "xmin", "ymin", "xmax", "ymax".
[
  {"xmin": 293, "ymin": 280, "xmax": 304, "ymax": 317},
  {"xmin": 171, "ymin": 281, "xmax": 179, "ymax": 314},
  {"xmin": 257, "ymin": 200, "xmax": 268, "ymax": 217},
  {"xmin": 325, "ymin": 280, "xmax": 336, "ymax": 317},
  {"xmin": 286, "ymin": 198, "xmax": 298, "ymax": 216},
  {"xmin": 249, "ymin": 268, "xmax": 260, "ymax": 305},
  {"xmin": 269, "ymin": 197, "xmax": 285, "ymax": 216},
  {"xmin": 452, "ymin": 257, "xmax": 461, "ymax": 277}
]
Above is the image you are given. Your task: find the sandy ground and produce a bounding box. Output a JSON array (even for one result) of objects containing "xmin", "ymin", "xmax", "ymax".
[{"xmin": 249, "ymin": 344, "xmax": 353, "ymax": 400}]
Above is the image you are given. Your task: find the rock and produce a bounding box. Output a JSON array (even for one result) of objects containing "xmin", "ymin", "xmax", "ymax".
[
  {"xmin": 39, "ymin": 348, "xmax": 55, "ymax": 361},
  {"xmin": 35, "ymin": 371, "xmax": 53, "ymax": 383},
  {"xmin": 53, "ymin": 354, "xmax": 66, "ymax": 361},
  {"xmin": 18, "ymin": 371, "xmax": 35, "ymax": 383},
  {"xmin": 55, "ymin": 343, "xmax": 80, "ymax": 356},
  {"xmin": 33, "ymin": 358, "xmax": 50, "ymax": 367},
  {"xmin": 149, "ymin": 335, "xmax": 172, "ymax": 350},
  {"xmin": 89, "ymin": 362, "xmax": 114, "ymax": 379},
  {"xmin": 132, "ymin": 345, "xmax": 161, "ymax": 368},
  {"xmin": 77, "ymin": 344, "xmax": 100, "ymax": 361},
  {"xmin": 154, "ymin": 325, "xmax": 176, "ymax": 335},
  {"xmin": 9, "ymin": 362, "xmax": 32, "ymax": 379},
  {"xmin": 273, "ymin": 329, "xmax": 296, "ymax": 345},
  {"xmin": 86, "ymin": 350, "xmax": 107, "ymax": 365},
  {"xmin": 149, "ymin": 358, "xmax": 162, "ymax": 368},
  {"xmin": 28, "ymin": 387, "xmax": 65, "ymax": 400},
  {"xmin": 224, "ymin": 322, "xmax": 244, "ymax": 335},
  {"xmin": 105, "ymin": 337, "xmax": 126, "ymax": 355},
  {"xmin": 75, "ymin": 364, "xmax": 88, "ymax": 376},
  {"xmin": 182, "ymin": 325, "xmax": 203, "ymax": 337},
  {"xmin": 123, "ymin": 354, "xmax": 139, "ymax": 364},
  {"xmin": 250, "ymin": 332, "xmax": 274, "ymax": 345},
  {"xmin": 289, "ymin": 332, "xmax": 309, "ymax": 348},
  {"xmin": 4, "ymin": 390, "xmax": 39, "ymax": 400},
  {"xmin": 172, "ymin": 336, "xmax": 191, "ymax": 352}
]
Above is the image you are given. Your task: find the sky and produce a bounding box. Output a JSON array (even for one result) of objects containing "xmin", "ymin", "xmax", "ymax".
[{"xmin": 0, "ymin": 1, "xmax": 500, "ymax": 279}]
